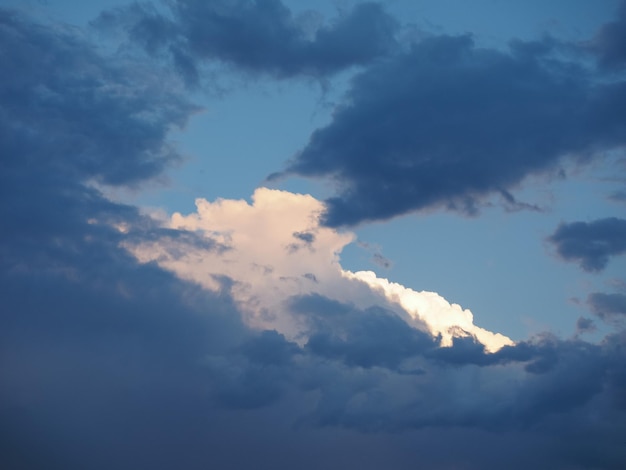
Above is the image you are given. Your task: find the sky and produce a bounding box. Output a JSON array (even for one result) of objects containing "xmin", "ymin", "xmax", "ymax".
[{"xmin": 1, "ymin": 1, "xmax": 625, "ymax": 469}]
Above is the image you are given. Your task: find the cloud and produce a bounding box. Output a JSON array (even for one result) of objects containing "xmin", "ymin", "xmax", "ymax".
[
  {"xmin": 124, "ymin": 187, "xmax": 513, "ymax": 352},
  {"xmin": 125, "ymin": 188, "xmax": 355, "ymax": 336},
  {"xmin": 548, "ymin": 217, "xmax": 626, "ymax": 271},
  {"xmin": 589, "ymin": 0, "xmax": 626, "ymax": 70},
  {"xmin": 2, "ymin": 6, "xmax": 626, "ymax": 470},
  {"xmin": 0, "ymin": 8, "xmax": 197, "ymax": 187},
  {"xmin": 576, "ymin": 316, "xmax": 596, "ymax": 334},
  {"xmin": 345, "ymin": 270, "xmax": 513, "ymax": 351},
  {"xmin": 110, "ymin": 178, "xmax": 626, "ymax": 448},
  {"xmin": 588, "ymin": 292, "xmax": 626, "ymax": 323},
  {"xmin": 290, "ymin": 294, "xmax": 434, "ymax": 370},
  {"xmin": 94, "ymin": 0, "xmax": 398, "ymax": 83},
  {"xmin": 609, "ymin": 189, "xmax": 626, "ymax": 203},
  {"xmin": 0, "ymin": 9, "xmax": 248, "ymax": 468},
  {"xmin": 297, "ymin": 332, "xmax": 626, "ymax": 443},
  {"xmin": 274, "ymin": 27, "xmax": 626, "ymax": 225},
  {"xmin": 357, "ymin": 241, "xmax": 393, "ymax": 269}
]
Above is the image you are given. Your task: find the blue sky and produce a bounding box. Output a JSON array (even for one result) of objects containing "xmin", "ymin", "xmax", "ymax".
[{"xmin": 1, "ymin": 1, "xmax": 626, "ymax": 469}]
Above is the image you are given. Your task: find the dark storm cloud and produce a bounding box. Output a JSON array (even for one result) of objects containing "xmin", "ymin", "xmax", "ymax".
[
  {"xmin": 548, "ymin": 217, "xmax": 626, "ymax": 271},
  {"xmin": 276, "ymin": 30, "xmax": 626, "ymax": 226},
  {"xmin": 0, "ymin": 252, "xmax": 253, "ymax": 470},
  {"xmin": 286, "ymin": 294, "xmax": 623, "ymax": 437},
  {"xmin": 426, "ymin": 334, "xmax": 495, "ymax": 366},
  {"xmin": 201, "ymin": 331, "xmax": 303, "ymax": 410},
  {"xmin": 94, "ymin": 0, "xmax": 398, "ymax": 83},
  {"xmin": 0, "ymin": 9, "xmax": 197, "ymax": 187},
  {"xmin": 0, "ymin": 6, "xmax": 202, "ymax": 268},
  {"xmin": 0, "ymin": 8, "xmax": 248, "ymax": 469},
  {"xmin": 590, "ymin": 0, "xmax": 626, "ymax": 70},
  {"xmin": 296, "ymin": 324, "xmax": 625, "ymax": 453},
  {"xmin": 290, "ymin": 294, "xmax": 434, "ymax": 370},
  {"xmin": 588, "ymin": 292, "xmax": 626, "ymax": 322},
  {"xmin": 425, "ymin": 332, "xmax": 585, "ymax": 374}
]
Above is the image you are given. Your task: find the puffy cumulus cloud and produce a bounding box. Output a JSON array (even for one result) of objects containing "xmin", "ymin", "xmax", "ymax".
[
  {"xmin": 126, "ymin": 188, "xmax": 356, "ymax": 337},
  {"xmin": 548, "ymin": 217, "xmax": 626, "ymax": 272},
  {"xmin": 345, "ymin": 270, "xmax": 512, "ymax": 351},
  {"xmin": 274, "ymin": 22, "xmax": 626, "ymax": 226},
  {"xmin": 124, "ymin": 187, "xmax": 512, "ymax": 352},
  {"xmin": 94, "ymin": 0, "xmax": 398, "ymax": 84}
]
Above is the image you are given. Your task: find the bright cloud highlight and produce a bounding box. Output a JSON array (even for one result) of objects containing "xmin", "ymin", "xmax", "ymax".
[
  {"xmin": 125, "ymin": 188, "xmax": 512, "ymax": 351},
  {"xmin": 343, "ymin": 271, "xmax": 512, "ymax": 351}
]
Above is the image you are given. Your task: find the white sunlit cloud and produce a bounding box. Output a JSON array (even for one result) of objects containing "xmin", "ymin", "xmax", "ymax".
[{"xmin": 124, "ymin": 188, "xmax": 513, "ymax": 352}]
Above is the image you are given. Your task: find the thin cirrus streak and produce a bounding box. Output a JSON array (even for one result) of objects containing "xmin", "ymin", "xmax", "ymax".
[{"xmin": 124, "ymin": 188, "xmax": 513, "ymax": 352}]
